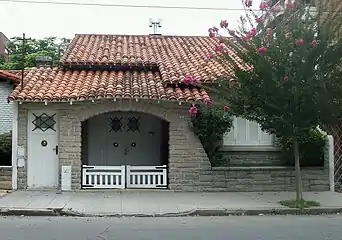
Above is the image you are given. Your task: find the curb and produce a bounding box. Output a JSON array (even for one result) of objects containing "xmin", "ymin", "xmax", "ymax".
[{"xmin": 0, "ymin": 207, "xmax": 342, "ymax": 217}]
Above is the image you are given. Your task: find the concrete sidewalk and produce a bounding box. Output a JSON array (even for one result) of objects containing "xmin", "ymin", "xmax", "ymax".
[{"xmin": 0, "ymin": 190, "xmax": 341, "ymax": 217}]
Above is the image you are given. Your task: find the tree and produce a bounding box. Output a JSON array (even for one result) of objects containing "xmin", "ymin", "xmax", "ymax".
[
  {"xmin": 0, "ymin": 36, "xmax": 70, "ymax": 70},
  {"xmin": 200, "ymin": 0, "xmax": 342, "ymax": 201}
]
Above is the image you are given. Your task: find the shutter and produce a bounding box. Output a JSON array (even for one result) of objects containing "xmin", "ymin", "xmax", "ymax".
[
  {"xmin": 247, "ymin": 120, "xmax": 260, "ymax": 144},
  {"xmin": 236, "ymin": 117, "xmax": 248, "ymax": 144},
  {"xmin": 223, "ymin": 118, "xmax": 236, "ymax": 145}
]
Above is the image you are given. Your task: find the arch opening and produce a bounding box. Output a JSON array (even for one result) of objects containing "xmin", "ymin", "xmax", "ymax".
[{"xmin": 80, "ymin": 111, "xmax": 169, "ymax": 189}]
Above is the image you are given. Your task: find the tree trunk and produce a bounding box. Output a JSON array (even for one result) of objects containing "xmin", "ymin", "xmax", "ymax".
[{"xmin": 293, "ymin": 137, "xmax": 303, "ymax": 201}]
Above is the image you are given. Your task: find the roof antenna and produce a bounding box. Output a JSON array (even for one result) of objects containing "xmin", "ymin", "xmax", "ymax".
[
  {"xmin": 149, "ymin": 18, "xmax": 162, "ymax": 35},
  {"xmin": 18, "ymin": 33, "xmax": 31, "ymax": 91}
]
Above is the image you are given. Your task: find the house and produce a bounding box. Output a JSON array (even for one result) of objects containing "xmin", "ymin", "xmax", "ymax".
[
  {"xmin": 0, "ymin": 70, "xmax": 21, "ymax": 189},
  {"xmin": 7, "ymin": 34, "xmax": 330, "ymax": 191}
]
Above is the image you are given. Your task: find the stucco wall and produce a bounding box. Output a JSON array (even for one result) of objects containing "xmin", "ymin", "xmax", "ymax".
[{"xmin": 0, "ymin": 82, "xmax": 13, "ymax": 134}]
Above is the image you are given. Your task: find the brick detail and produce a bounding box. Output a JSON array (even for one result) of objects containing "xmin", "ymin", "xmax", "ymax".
[{"xmin": 0, "ymin": 82, "xmax": 14, "ymax": 134}]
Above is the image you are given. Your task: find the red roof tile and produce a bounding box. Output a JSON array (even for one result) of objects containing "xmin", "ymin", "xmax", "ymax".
[
  {"xmin": 0, "ymin": 70, "xmax": 21, "ymax": 83},
  {"xmin": 61, "ymin": 34, "xmax": 243, "ymax": 84},
  {"xmin": 8, "ymin": 67, "xmax": 210, "ymax": 103}
]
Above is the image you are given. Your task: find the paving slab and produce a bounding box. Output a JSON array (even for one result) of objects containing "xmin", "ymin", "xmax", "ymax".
[{"xmin": 0, "ymin": 190, "xmax": 341, "ymax": 216}]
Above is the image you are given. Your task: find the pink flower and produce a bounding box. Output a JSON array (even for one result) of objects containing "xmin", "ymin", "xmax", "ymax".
[
  {"xmin": 311, "ymin": 39, "xmax": 318, "ymax": 46},
  {"xmin": 259, "ymin": 2, "xmax": 269, "ymax": 10},
  {"xmin": 257, "ymin": 46, "xmax": 267, "ymax": 54},
  {"xmin": 215, "ymin": 44, "xmax": 224, "ymax": 53},
  {"xmin": 220, "ymin": 20, "xmax": 228, "ymax": 28},
  {"xmin": 205, "ymin": 99, "xmax": 214, "ymax": 107},
  {"xmin": 189, "ymin": 105, "xmax": 198, "ymax": 117},
  {"xmin": 250, "ymin": 28, "xmax": 257, "ymax": 37},
  {"xmin": 209, "ymin": 32, "xmax": 215, "ymax": 38},
  {"xmin": 267, "ymin": 28, "xmax": 273, "ymax": 37},
  {"xmin": 271, "ymin": 5, "xmax": 281, "ymax": 13},
  {"xmin": 295, "ymin": 38, "xmax": 304, "ymax": 45},
  {"xmin": 223, "ymin": 105, "xmax": 230, "ymax": 111},
  {"xmin": 207, "ymin": 53, "xmax": 214, "ymax": 59},
  {"xmin": 255, "ymin": 17, "xmax": 264, "ymax": 24},
  {"xmin": 183, "ymin": 75, "xmax": 201, "ymax": 86},
  {"xmin": 245, "ymin": 0, "xmax": 253, "ymax": 8},
  {"xmin": 242, "ymin": 36, "xmax": 248, "ymax": 41},
  {"xmin": 283, "ymin": 75, "xmax": 289, "ymax": 81},
  {"xmin": 286, "ymin": 1, "xmax": 296, "ymax": 9}
]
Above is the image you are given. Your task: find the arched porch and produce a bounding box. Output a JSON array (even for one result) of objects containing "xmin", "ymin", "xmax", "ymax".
[{"xmin": 80, "ymin": 111, "xmax": 169, "ymax": 189}]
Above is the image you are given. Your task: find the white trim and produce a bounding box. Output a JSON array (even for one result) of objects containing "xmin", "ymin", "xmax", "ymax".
[
  {"xmin": 0, "ymin": 166, "xmax": 12, "ymax": 168},
  {"xmin": 11, "ymin": 101, "xmax": 18, "ymax": 190}
]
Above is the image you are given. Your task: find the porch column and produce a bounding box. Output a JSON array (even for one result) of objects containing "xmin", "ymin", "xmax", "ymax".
[{"xmin": 59, "ymin": 113, "xmax": 82, "ymax": 190}]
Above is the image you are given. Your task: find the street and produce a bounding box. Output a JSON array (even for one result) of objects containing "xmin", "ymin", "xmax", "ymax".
[{"xmin": 0, "ymin": 215, "xmax": 341, "ymax": 240}]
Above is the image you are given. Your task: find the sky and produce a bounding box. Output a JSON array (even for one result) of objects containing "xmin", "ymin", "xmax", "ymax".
[{"xmin": 0, "ymin": 0, "xmax": 262, "ymax": 39}]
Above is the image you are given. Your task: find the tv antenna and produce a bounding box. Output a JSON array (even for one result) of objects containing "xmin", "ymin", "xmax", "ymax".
[{"xmin": 149, "ymin": 18, "xmax": 162, "ymax": 35}]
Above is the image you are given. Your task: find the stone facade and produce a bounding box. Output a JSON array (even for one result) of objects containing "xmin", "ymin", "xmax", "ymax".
[
  {"xmin": 15, "ymin": 99, "xmax": 330, "ymax": 192},
  {"xmin": 201, "ymin": 167, "xmax": 329, "ymax": 192},
  {"xmin": 220, "ymin": 150, "xmax": 285, "ymax": 166},
  {"xmin": 16, "ymin": 100, "xmax": 210, "ymax": 190}
]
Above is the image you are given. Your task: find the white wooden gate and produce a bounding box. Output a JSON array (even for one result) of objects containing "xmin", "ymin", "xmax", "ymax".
[
  {"xmin": 127, "ymin": 165, "xmax": 167, "ymax": 188},
  {"xmin": 82, "ymin": 165, "xmax": 167, "ymax": 189},
  {"xmin": 82, "ymin": 165, "xmax": 126, "ymax": 189}
]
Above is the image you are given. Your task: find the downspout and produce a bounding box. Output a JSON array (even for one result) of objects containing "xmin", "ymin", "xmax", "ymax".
[{"xmin": 11, "ymin": 101, "xmax": 18, "ymax": 190}]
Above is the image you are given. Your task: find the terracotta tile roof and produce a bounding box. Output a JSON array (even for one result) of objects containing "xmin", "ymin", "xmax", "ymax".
[
  {"xmin": 8, "ymin": 67, "xmax": 210, "ymax": 102},
  {"xmin": 0, "ymin": 70, "xmax": 21, "ymax": 83},
  {"xmin": 61, "ymin": 34, "xmax": 242, "ymax": 83}
]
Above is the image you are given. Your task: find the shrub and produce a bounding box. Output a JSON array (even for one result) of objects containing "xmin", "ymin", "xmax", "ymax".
[
  {"xmin": 278, "ymin": 128, "xmax": 327, "ymax": 167},
  {"xmin": 190, "ymin": 105, "xmax": 233, "ymax": 166},
  {"xmin": 0, "ymin": 132, "xmax": 12, "ymax": 166}
]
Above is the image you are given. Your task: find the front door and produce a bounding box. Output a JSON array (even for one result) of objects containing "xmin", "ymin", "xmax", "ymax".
[
  {"xmin": 106, "ymin": 114, "xmax": 142, "ymax": 165},
  {"xmin": 27, "ymin": 110, "xmax": 58, "ymax": 188}
]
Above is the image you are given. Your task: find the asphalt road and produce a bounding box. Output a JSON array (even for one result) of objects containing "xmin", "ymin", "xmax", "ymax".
[{"xmin": 0, "ymin": 215, "xmax": 341, "ymax": 240}]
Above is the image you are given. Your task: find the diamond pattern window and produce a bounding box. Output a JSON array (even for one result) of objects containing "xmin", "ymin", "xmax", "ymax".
[
  {"xmin": 127, "ymin": 116, "xmax": 140, "ymax": 132},
  {"xmin": 32, "ymin": 113, "xmax": 56, "ymax": 132},
  {"xmin": 109, "ymin": 117, "xmax": 123, "ymax": 132}
]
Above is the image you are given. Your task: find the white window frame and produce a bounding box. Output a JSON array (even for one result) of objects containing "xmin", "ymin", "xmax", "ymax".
[{"xmin": 223, "ymin": 117, "xmax": 278, "ymax": 151}]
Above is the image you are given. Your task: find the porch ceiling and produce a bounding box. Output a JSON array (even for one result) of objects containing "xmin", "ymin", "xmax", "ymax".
[{"xmin": 8, "ymin": 67, "xmax": 210, "ymax": 103}]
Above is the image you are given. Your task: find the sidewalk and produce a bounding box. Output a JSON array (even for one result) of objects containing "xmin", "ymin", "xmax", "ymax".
[{"xmin": 0, "ymin": 190, "xmax": 341, "ymax": 217}]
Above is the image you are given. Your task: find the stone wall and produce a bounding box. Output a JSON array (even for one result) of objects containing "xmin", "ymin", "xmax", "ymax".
[
  {"xmin": 16, "ymin": 100, "xmax": 211, "ymax": 190},
  {"xmin": 15, "ymin": 100, "xmax": 331, "ymax": 192},
  {"xmin": 199, "ymin": 166, "xmax": 329, "ymax": 192},
  {"xmin": 0, "ymin": 167, "xmax": 11, "ymax": 189},
  {"xmin": 220, "ymin": 150, "xmax": 285, "ymax": 166}
]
